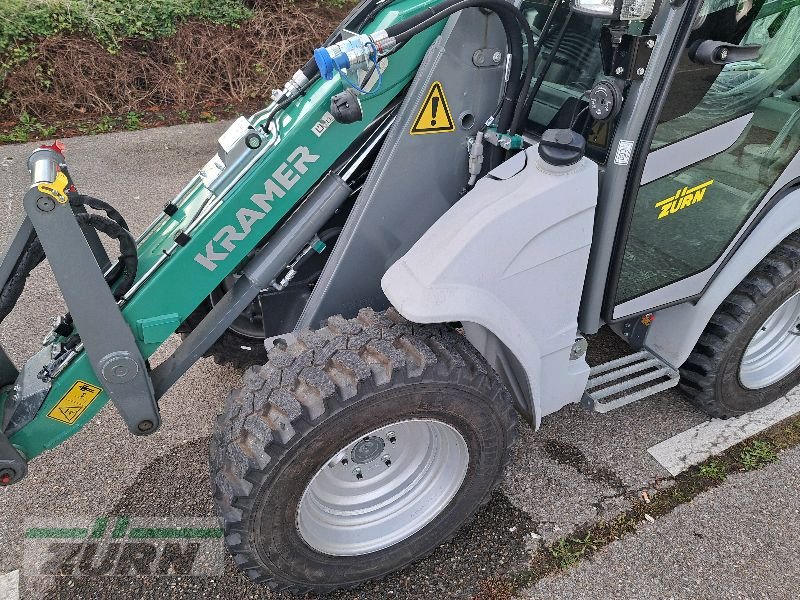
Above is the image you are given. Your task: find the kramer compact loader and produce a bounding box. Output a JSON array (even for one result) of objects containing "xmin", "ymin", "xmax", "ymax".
[{"xmin": 2, "ymin": 0, "xmax": 799, "ymax": 591}]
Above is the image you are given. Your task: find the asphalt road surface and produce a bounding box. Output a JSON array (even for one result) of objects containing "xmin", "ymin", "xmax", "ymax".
[{"xmin": 0, "ymin": 123, "xmax": 798, "ymax": 599}]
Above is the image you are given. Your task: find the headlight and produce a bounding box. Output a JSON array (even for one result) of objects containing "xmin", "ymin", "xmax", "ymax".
[
  {"xmin": 571, "ymin": 0, "xmax": 656, "ymax": 20},
  {"xmin": 571, "ymin": 0, "xmax": 617, "ymax": 17}
]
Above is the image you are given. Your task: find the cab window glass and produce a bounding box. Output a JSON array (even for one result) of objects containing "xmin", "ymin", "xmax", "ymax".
[
  {"xmin": 615, "ymin": 1, "xmax": 800, "ymax": 304},
  {"xmin": 653, "ymin": 0, "xmax": 798, "ymax": 147},
  {"xmin": 521, "ymin": 2, "xmax": 614, "ymax": 150}
]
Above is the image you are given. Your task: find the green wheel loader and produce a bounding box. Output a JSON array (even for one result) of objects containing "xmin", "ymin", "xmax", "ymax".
[{"xmin": 2, "ymin": 0, "xmax": 800, "ymax": 592}]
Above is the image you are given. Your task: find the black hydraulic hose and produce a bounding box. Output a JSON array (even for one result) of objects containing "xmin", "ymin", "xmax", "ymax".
[
  {"xmin": 493, "ymin": 10, "xmax": 525, "ymax": 134},
  {"xmin": 510, "ymin": 0, "xmax": 562, "ymax": 132},
  {"xmin": 520, "ymin": 10, "xmax": 573, "ymax": 125},
  {"xmin": 359, "ymin": 0, "xmax": 523, "ymax": 114},
  {"xmin": 385, "ymin": 0, "xmax": 534, "ymax": 134},
  {"xmin": 0, "ymin": 233, "xmax": 44, "ymax": 325},
  {"xmin": 301, "ymin": 58, "xmax": 319, "ymax": 81},
  {"xmin": 75, "ymin": 213, "xmax": 139, "ymax": 299},
  {"xmin": 261, "ymin": 72, "xmax": 322, "ymax": 136},
  {"xmin": 530, "ymin": 0, "xmax": 562, "ymax": 64},
  {"xmin": 357, "ymin": 0, "xmax": 403, "ymax": 32},
  {"xmin": 71, "ymin": 194, "xmax": 133, "ymax": 287},
  {"xmin": 386, "ymin": 0, "xmax": 529, "ymax": 51},
  {"xmin": 73, "ymin": 194, "xmax": 130, "ymax": 231},
  {"xmin": 0, "ymin": 213, "xmax": 139, "ymax": 327}
]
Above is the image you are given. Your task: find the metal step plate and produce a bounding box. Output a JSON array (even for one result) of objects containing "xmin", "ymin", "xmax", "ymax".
[{"xmin": 583, "ymin": 350, "xmax": 680, "ymax": 413}]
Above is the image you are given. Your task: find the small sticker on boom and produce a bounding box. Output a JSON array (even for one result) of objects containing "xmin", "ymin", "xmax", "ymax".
[
  {"xmin": 312, "ymin": 112, "xmax": 335, "ymax": 137},
  {"xmin": 410, "ymin": 82, "xmax": 454, "ymax": 135},
  {"xmin": 47, "ymin": 381, "xmax": 103, "ymax": 425}
]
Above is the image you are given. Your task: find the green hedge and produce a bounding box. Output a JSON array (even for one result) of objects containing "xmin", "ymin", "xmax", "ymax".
[{"xmin": 0, "ymin": 0, "xmax": 253, "ymax": 55}]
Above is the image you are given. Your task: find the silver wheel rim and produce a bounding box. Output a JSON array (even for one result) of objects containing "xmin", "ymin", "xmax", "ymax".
[
  {"xmin": 740, "ymin": 290, "xmax": 800, "ymax": 390},
  {"xmin": 296, "ymin": 419, "xmax": 469, "ymax": 556}
]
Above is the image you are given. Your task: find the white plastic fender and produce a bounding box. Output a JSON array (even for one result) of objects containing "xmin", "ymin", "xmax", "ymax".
[{"xmin": 382, "ymin": 146, "xmax": 599, "ymax": 426}]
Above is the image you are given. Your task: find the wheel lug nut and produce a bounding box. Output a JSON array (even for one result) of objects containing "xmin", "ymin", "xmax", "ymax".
[
  {"xmin": 383, "ymin": 454, "xmax": 391, "ymax": 467},
  {"xmin": 352, "ymin": 467, "xmax": 363, "ymax": 480},
  {"xmin": 387, "ymin": 431, "xmax": 396, "ymax": 444},
  {"xmin": 341, "ymin": 457, "xmax": 349, "ymax": 465}
]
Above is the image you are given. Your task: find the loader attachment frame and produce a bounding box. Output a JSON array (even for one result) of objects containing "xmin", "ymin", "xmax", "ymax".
[{"xmin": 0, "ymin": 0, "xmax": 447, "ymax": 475}]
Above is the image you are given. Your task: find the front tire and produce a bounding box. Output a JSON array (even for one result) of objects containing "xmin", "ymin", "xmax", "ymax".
[
  {"xmin": 680, "ymin": 232, "xmax": 800, "ymax": 417},
  {"xmin": 210, "ymin": 308, "xmax": 516, "ymax": 593}
]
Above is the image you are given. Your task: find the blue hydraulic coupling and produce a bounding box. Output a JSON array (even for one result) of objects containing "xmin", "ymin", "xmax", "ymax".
[{"xmin": 313, "ymin": 31, "xmax": 396, "ymax": 80}]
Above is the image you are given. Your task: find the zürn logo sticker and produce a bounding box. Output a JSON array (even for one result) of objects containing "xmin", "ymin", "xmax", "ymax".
[
  {"xmin": 23, "ymin": 516, "xmax": 224, "ymax": 576},
  {"xmin": 655, "ymin": 179, "xmax": 714, "ymax": 220}
]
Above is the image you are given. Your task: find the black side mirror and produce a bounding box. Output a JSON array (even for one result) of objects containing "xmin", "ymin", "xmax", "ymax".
[{"xmin": 688, "ymin": 40, "xmax": 761, "ymax": 66}]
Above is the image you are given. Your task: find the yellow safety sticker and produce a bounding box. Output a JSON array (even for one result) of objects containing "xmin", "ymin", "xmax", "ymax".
[
  {"xmin": 410, "ymin": 81, "xmax": 455, "ymax": 135},
  {"xmin": 37, "ymin": 171, "xmax": 70, "ymax": 205},
  {"xmin": 47, "ymin": 381, "xmax": 103, "ymax": 425},
  {"xmin": 655, "ymin": 179, "xmax": 714, "ymax": 220}
]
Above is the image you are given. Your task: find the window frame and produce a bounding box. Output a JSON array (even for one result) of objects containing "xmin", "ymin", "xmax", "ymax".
[{"xmin": 604, "ymin": 1, "xmax": 800, "ymax": 320}]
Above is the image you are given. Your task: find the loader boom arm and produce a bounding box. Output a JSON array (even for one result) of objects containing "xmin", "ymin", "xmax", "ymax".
[{"xmin": 3, "ymin": 0, "xmax": 446, "ymax": 462}]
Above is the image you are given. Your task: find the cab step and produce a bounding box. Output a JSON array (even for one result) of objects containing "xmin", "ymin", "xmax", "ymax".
[{"xmin": 582, "ymin": 350, "xmax": 680, "ymax": 413}]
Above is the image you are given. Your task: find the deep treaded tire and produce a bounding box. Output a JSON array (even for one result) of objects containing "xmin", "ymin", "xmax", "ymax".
[
  {"xmin": 210, "ymin": 307, "xmax": 517, "ymax": 594},
  {"xmin": 680, "ymin": 232, "xmax": 800, "ymax": 417}
]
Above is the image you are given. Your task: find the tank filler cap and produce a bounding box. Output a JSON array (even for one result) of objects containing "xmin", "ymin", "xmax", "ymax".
[{"xmin": 538, "ymin": 128, "xmax": 586, "ymax": 167}]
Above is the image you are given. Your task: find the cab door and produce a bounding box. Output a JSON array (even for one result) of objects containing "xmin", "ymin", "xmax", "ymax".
[{"xmin": 611, "ymin": 0, "xmax": 800, "ymax": 320}]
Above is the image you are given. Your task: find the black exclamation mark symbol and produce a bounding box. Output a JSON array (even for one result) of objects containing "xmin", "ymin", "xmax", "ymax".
[{"xmin": 431, "ymin": 96, "xmax": 439, "ymax": 127}]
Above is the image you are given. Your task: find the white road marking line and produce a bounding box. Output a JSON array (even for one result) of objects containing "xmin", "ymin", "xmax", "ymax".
[
  {"xmin": 648, "ymin": 392, "xmax": 800, "ymax": 476},
  {"xmin": 0, "ymin": 570, "xmax": 19, "ymax": 600}
]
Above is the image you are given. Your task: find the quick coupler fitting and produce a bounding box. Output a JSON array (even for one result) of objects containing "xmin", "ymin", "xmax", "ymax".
[
  {"xmin": 313, "ymin": 31, "xmax": 395, "ymax": 80},
  {"xmin": 274, "ymin": 69, "xmax": 311, "ymax": 103}
]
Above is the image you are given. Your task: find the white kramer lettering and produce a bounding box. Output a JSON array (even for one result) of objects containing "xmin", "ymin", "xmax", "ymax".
[{"xmin": 195, "ymin": 147, "xmax": 320, "ymax": 271}]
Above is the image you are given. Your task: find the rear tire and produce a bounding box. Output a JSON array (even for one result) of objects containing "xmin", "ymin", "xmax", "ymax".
[
  {"xmin": 210, "ymin": 308, "xmax": 516, "ymax": 593},
  {"xmin": 680, "ymin": 232, "xmax": 800, "ymax": 417}
]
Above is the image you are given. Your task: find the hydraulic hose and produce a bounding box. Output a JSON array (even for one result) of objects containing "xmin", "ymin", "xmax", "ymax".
[
  {"xmin": 261, "ymin": 70, "xmax": 321, "ymax": 136},
  {"xmin": 300, "ymin": 58, "xmax": 319, "ymax": 81},
  {"xmin": 74, "ymin": 194, "xmax": 130, "ymax": 232},
  {"xmin": 384, "ymin": 0, "xmax": 535, "ymax": 134},
  {"xmin": 74, "ymin": 213, "xmax": 138, "ymax": 299},
  {"xmin": 0, "ymin": 213, "xmax": 138, "ymax": 327},
  {"xmin": 356, "ymin": 0, "xmax": 403, "ymax": 32},
  {"xmin": 70, "ymin": 195, "xmax": 135, "ymax": 291},
  {"xmin": 0, "ymin": 234, "xmax": 44, "ymax": 326},
  {"xmin": 520, "ymin": 11, "xmax": 573, "ymax": 127},
  {"xmin": 511, "ymin": 0, "xmax": 561, "ymax": 131}
]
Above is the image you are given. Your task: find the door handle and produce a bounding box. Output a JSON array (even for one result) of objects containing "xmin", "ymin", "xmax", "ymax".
[{"xmin": 688, "ymin": 40, "xmax": 761, "ymax": 66}]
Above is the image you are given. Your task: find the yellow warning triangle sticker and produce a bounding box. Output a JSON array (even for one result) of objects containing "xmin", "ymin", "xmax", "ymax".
[{"xmin": 410, "ymin": 81, "xmax": 455, "ymax": 135}]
